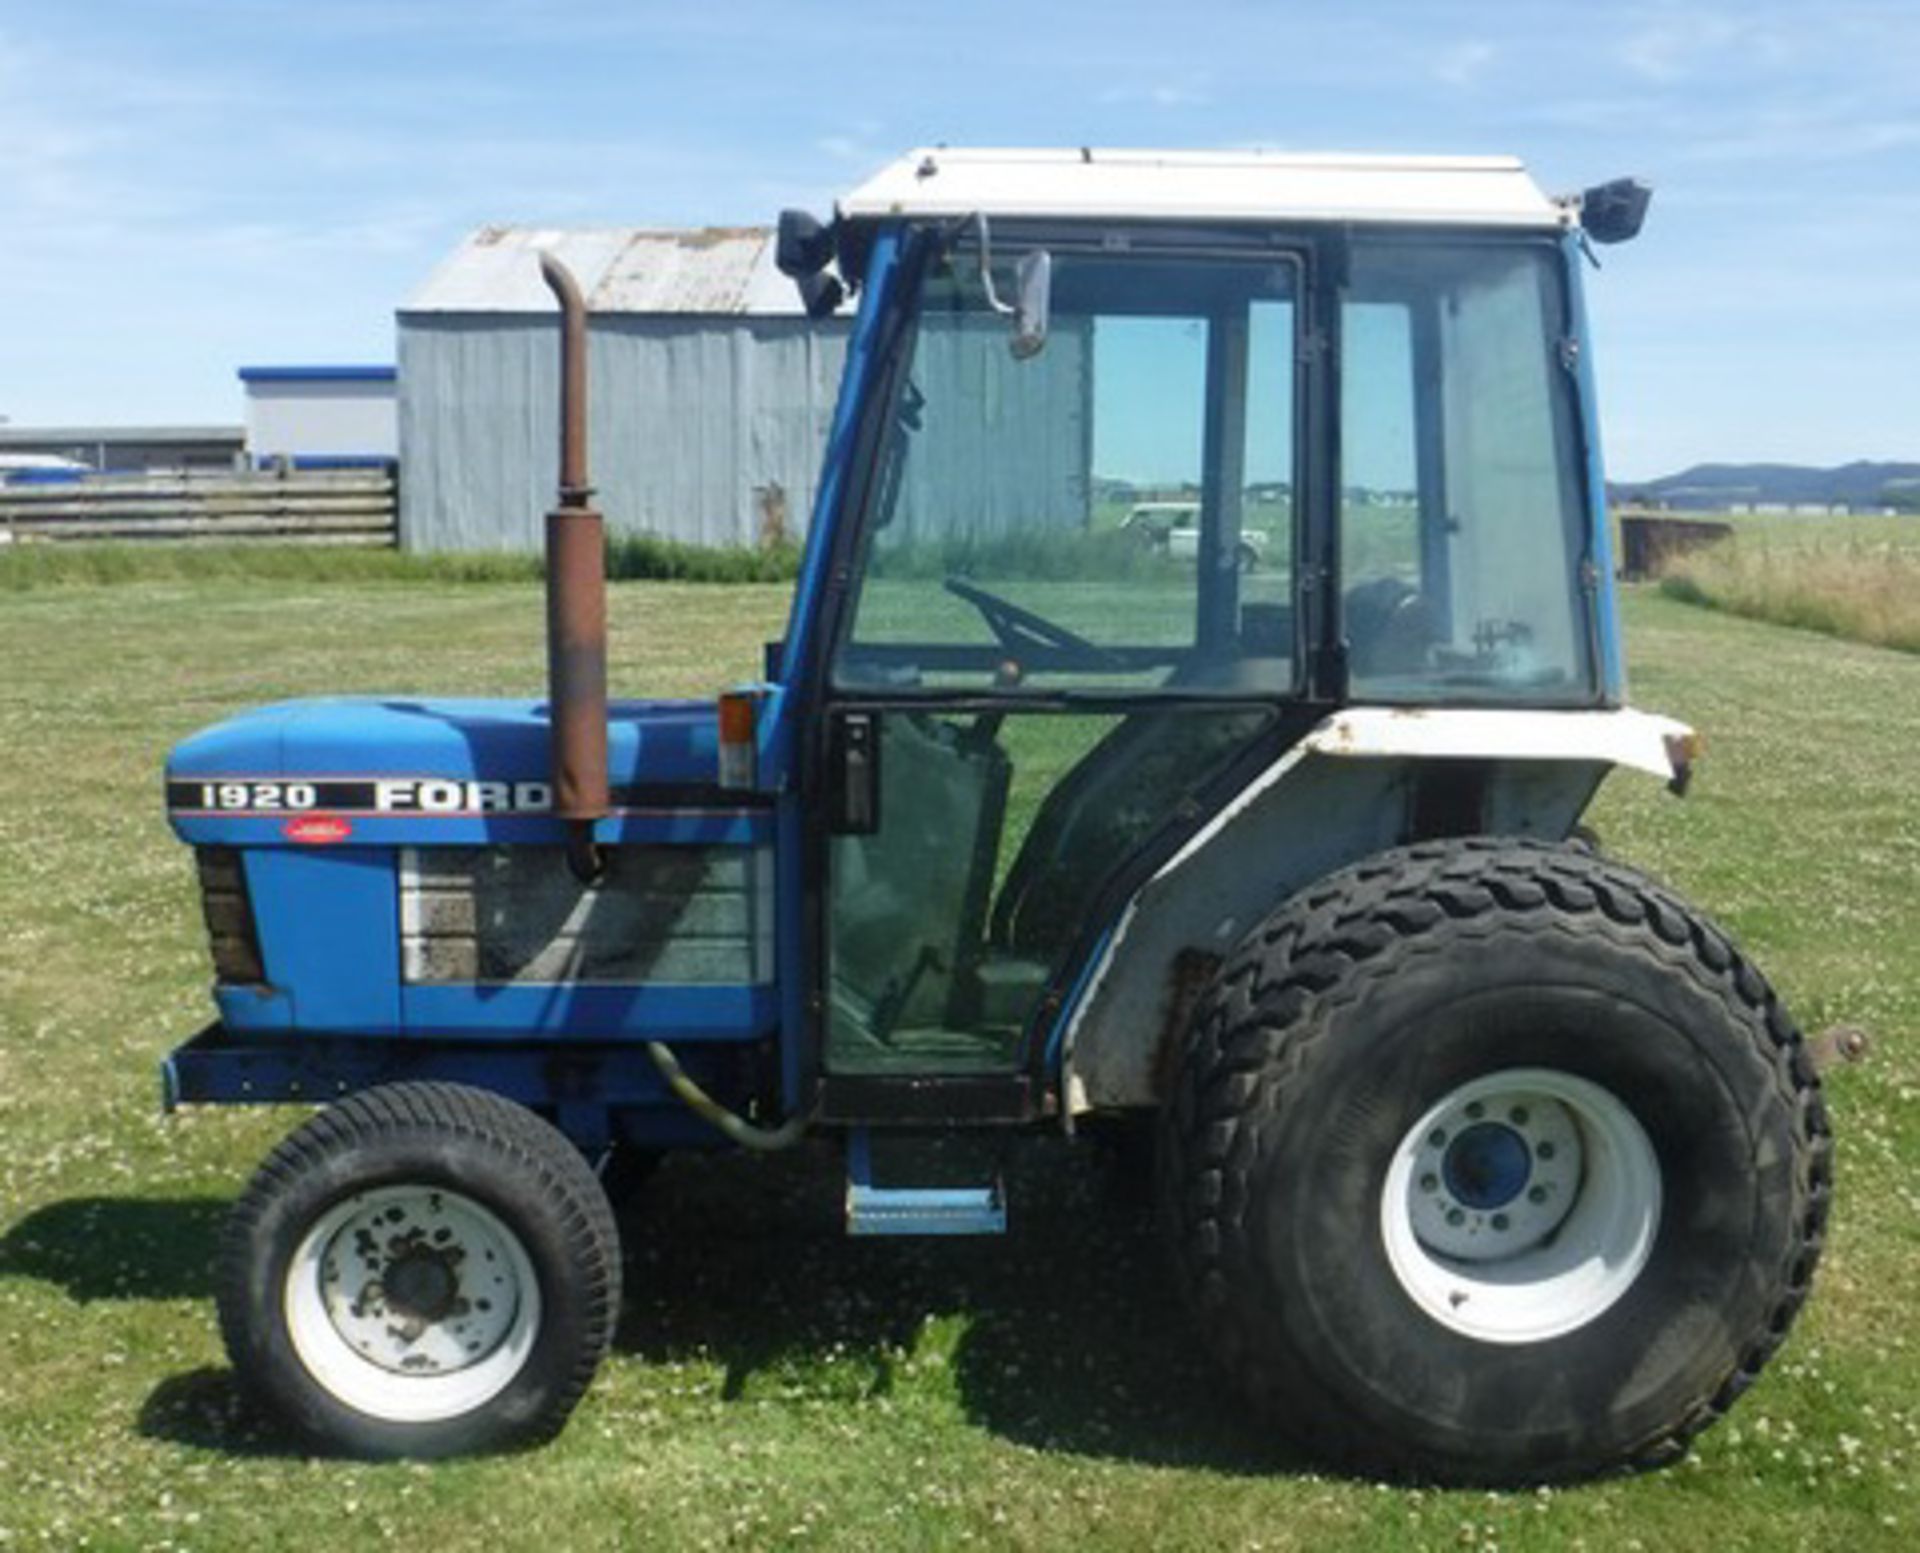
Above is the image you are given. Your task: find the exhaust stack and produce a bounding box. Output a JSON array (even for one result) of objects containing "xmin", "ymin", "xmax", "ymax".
[{"xmin": 538, "ymin": 253, "xmax": 609, "ymax": 881}]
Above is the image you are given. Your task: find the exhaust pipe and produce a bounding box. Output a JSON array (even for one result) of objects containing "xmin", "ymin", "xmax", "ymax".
[{"xmin": 538, "ymin": 253, "xmax": 609, "ymax": 882}]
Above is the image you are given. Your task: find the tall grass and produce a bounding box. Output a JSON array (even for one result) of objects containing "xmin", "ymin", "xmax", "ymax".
[
  {"xmin": 1659, "ymin": 535, "xmax": 1920, "ymax": 655},
  {"xmin": 605, "ymin": 532, "xmax": 801, "ymax": 583},
  {"xmin": 0, "ymin": 535, "xmax": 803, "ymax": 592}
]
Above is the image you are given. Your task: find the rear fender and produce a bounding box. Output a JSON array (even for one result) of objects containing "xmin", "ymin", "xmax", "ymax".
[{"xmin": 1059, "ymin": 707, "xmax": 1695, "ymax": 1112}]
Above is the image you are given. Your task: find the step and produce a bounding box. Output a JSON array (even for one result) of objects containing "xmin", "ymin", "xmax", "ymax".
[{"xmin": 843, "ymin": 1129, "xmax": 1007, "ymax": 1237}]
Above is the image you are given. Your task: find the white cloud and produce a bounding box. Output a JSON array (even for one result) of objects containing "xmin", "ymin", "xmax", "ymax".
[
  {"xmin": 1431, "ymin": 41, "xmax": 1494, "ymax": 88},
  {"xmin": 1098, "ymin": 76, "xmax": 1212, "ymax": 109},
  {"xmin": 1682, "ymin": 112, "xmax": 1920, "ymax": 165},
  {"xmin": 815, "ymin": 134, "xmax": 888, "ymax": 167},
  {"xmin": 1615, "ymin": 8, "xmax": 1791, "ymax": 83}
]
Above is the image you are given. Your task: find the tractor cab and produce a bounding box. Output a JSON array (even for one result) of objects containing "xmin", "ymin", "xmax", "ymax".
[{"xmin": 781, "ymin": 150, "xmax": 1637, "ymax": 1107}]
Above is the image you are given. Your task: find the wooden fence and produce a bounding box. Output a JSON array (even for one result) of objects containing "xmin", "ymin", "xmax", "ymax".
[{"xmin": 0, "ymin": 469, "xmax": 397, "ymax": 546}]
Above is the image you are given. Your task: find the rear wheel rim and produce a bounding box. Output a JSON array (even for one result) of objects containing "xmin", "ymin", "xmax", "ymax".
[
  {"xmin": 1379, "ymin": 1067, "xmax": 1661, "ymax": 1344},
  {"xmin": 284, "ymin": 1185, "xmax": 541, "ymax": 1422}
]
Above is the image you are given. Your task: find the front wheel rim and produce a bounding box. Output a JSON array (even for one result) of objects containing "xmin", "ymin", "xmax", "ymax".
[
  {"xmin": 284, "ymin": 1185, "xmax": 542, "ymax": 1423},
  {"xmin": 1379, "ymin": 1067, "xmax": 1661, "ymax": 1344}
]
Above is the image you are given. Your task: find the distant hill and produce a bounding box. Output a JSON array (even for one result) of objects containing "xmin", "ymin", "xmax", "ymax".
[{"xmin": 1611, "ymin": 461, "xmax": 1920, "ymax": 513}]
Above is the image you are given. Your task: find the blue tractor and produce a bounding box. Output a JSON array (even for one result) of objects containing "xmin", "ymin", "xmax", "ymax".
[{"xmin": 163, "ymin": 149, "xmax": 1829, "ymax": 1480}]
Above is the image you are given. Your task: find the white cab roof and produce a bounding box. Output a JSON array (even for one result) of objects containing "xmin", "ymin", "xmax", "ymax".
[{"xmin": 840, "ymin": 147, "xmax": 1568, "ymax": 230}]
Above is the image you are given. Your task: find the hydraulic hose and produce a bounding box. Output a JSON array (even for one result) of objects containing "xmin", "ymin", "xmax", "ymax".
[{"xmin": 645, "ymin": 1042, "xmax": 808, "ymax": 1152}]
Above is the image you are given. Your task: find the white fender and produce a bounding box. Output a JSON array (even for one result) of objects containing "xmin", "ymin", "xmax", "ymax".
[{"xmin": 1061, "ymin": 706, "xmax": 1698, "ymax": 1114}]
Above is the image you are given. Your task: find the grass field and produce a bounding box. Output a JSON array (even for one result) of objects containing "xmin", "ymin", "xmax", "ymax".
[
  {"xmin": 0, "ymin": 535, "xmax": 803, "ymax": 592},
  {"xmin": 1, "ymin": 575, "xmax": 1917, "ymax": 1550}
]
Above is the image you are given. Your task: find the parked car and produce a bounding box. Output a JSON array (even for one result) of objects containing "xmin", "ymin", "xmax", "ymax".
[
  {"xmin": 0, "ymin": 454, "xmax": 88, "ymax": 486},
  {"xmin": 1122, "ymin": 501, "xmax": 1268, "ymax": 570}
]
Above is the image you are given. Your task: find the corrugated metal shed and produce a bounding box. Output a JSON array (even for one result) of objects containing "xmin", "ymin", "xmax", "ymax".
[
  {"xmin": 397, "ymin": 226, "xmax": 849, "ymax": 553},
  {"xmin": 398, "ymin": 223, "xmax": 1094, "ymax": 555}
]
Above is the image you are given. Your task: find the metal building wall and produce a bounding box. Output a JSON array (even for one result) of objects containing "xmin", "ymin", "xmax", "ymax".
[
  {"xmin": 246, "ymin": 381, "xmax": 398, "ymax": 464},
  {"xmin": 398, "ymin": 313, "xmax": 851, "ymax": 552},
  {"xmin": 895, "ymin": 318, "xmax": 1093, "ymax": 541}
]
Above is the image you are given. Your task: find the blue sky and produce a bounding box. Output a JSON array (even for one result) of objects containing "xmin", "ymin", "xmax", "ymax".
[{"xmin": 1, "ymin": 0, "xmax": 1915, "ymax": 480}]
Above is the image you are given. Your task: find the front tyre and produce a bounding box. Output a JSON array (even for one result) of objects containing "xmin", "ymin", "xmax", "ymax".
[
  {"xmin": 218, "ymin": 1082, "xmax": 620, "ymax": 1458},
  {"xmin": 1158, "ymin": 837, "xmax": 1831, "ymax": 1484}
]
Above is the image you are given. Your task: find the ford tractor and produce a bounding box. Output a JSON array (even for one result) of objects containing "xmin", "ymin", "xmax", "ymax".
[{"xmin": 161, "ymin": 149, "xmax": 1830, "ymax": 1481}]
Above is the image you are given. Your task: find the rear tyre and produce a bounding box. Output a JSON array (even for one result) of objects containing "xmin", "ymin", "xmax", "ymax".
[
  {"xmin": 1158, "ymin": 837, "xmax": 1830, "ymax": 1484},
  {"xmin": 218, "ymin": 1082, "xmax": 621, "ymax": 1458}
]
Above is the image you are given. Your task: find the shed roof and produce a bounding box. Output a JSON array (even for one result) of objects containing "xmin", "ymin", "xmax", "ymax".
[
  {"xmin": 403, "ymin": 225, "xmax": 808, "ymax": 316},
  {"xmin": 838, "ymin": 147, "xmax": 1568, "ymax": 230},
  {"xmin": 0, "ymin": 424, "xmax": 242, "ymax": 448}
]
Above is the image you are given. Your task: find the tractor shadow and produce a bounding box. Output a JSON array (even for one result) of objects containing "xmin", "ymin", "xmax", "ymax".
[
  {"xmin": 3, "ymin": 1152, "xmax": 1301, "ymax": 1472},
  {"xmin": 0, "ymin": 1195, "xmax": 305, "ymax": 1454},
  {"xmin": 138, "ymin": 1367, "xmax": 303, "ymax": 1456},
  {"xmin": 614, "ymin": 1134, "xmax": 1298, "ymax": 1475},
  {"xmin": 0, "ymin": 1195, "xmax": 226, "ymax": 1301}
]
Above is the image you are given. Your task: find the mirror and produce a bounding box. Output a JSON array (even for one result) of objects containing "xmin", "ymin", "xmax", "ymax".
[
  {"xmin": 1009, "ymin": 249, "xmax": 1051, "ymax": 359},
  {"xmin": 777, "ymin": 208, "xmax": 845, "ymax": 316},
  {"xmin": 1581, "ymin": 178, "xmax": 1652, "ymax": 245},
  {"xmin": 775, "ymin": 208, "xmax": 834, "ymax": 278},
  {"xmin": 969, "ymin": 214, "xmax": 1051, "ymax": 360}
]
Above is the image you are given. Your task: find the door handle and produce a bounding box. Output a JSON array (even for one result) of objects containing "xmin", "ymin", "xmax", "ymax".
[{"xmin": 829, "ymin": 712, "xmax": 880, "ymax": 835}]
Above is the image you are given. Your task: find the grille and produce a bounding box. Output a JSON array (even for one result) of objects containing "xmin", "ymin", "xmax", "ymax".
[
  {"xmin": 400, "ymin": 845, "xmax": 770, "ymax": 986},
  {"xmin": 195, "ymin": 847, "xmax": 265, "ymax": 985}
]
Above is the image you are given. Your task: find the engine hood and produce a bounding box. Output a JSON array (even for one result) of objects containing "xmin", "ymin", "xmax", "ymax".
[
  {"xmin": 165, "ymin": 696, "xmax": 765, "ymax": 847},
  {"xmin": 170, "ymin": 695, "xmax": 723, "ymax": 785}
]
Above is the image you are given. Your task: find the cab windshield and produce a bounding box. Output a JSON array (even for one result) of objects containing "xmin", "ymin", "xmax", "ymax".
[{"xmin": 835, "ymin": 240, "xmax": 1300, "ymax": 698}]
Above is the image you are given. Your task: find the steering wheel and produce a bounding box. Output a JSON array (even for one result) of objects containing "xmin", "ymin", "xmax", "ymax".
[{"xmin": 943, "ymin": 577, "xmax": 1127, "ymax": 672}]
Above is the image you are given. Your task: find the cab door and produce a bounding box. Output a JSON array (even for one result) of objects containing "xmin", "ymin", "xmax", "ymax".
[{"xmin": 808, "ymin": 234, "xmax": 1308, "ymax": 1105}]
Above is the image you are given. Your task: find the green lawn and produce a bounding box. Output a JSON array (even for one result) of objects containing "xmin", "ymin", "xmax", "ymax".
[{"xmin": 1, "ymin": 577, "xmax": 1916, "ymax": 1550}]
